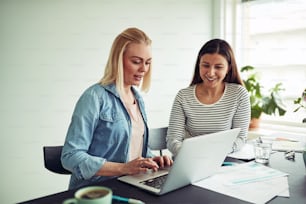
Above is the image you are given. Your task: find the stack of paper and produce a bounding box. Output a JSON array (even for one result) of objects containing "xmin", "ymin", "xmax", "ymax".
[{"xmin": 193, "ymin": 161, "xmax": 289, "ymax": 204}]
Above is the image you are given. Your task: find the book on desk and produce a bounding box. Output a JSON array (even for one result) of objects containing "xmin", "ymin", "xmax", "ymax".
[
  {"xmin": 272, "ymin": 140, "xmax": 306, "ymax": 152},
  {"xmin": 260, "ymin": 132, "xmax": 306, "ymax": 152}
]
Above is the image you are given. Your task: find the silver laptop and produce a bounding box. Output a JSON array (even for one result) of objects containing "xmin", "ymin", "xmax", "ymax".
[{"xmin": 117, "ymin": 128, "xmax": 241, "ymax": 195}]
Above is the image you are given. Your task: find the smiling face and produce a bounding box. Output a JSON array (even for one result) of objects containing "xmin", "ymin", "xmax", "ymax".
[
  {"xmin": 123, "ymin": 42, "xmax": 152, "ymax": 88},
  {"xmin": 199, "ymin": 53, "xmax": 229, "ymax": 89}
]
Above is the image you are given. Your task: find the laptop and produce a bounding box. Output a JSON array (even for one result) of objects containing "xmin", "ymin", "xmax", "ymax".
[{"xmin": 117, "ymin": 128, "xmax": 241, "ymax": 195}]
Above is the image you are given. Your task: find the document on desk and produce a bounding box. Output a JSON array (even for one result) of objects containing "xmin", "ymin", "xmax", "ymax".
[
  {"xmin": 193, "ymin": 161, "xmax": 289, "ymax": 204},
  {"xmin": 227, "ymin": 143, "xmax": 255, "ymax": 160}
]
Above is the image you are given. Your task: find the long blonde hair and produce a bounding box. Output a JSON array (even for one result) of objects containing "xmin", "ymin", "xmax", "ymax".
[{"xmin": 100, "ymin": 27, "xmax": 152, "ymax": 94}]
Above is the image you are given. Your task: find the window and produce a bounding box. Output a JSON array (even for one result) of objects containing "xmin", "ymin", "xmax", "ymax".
[{"xmin": 235, "ymin": 0, "xmax": 306, "ymax": 124}]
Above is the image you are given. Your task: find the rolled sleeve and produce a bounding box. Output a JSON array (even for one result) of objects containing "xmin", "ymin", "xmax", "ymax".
[{"xmin": 75, "ymin": 156, "xmax": 105, "ymax": 180}]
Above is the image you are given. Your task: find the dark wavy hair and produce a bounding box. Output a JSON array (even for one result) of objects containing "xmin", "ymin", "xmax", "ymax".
[{"xmin": 190, "ymin": 39, "xmax": 243, "ymax": 86}]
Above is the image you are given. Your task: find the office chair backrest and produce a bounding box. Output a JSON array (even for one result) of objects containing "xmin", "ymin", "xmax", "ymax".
[
  {"xmin": 43, "ymin": 146, "xmax": 71, "ymax": 175},
  {"xmin": 148, "ymin": 127, "xmax": 168, "ymax": 156},
  {"xmin": 43, "ymin": 128, "xmax": 168, "ymax": 174}
]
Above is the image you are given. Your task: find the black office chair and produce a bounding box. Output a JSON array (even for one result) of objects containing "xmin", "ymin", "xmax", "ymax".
[
  {"xmin": 43, "ymin": 146, "xmax": 71, "ymax": 175},
  {"xmin": 43, "ymin": 128, "xmax": 168, "ymax": 174},
  {"xmin": 148, "ymin": 127, "xmax": 168, "ymax": 156}
]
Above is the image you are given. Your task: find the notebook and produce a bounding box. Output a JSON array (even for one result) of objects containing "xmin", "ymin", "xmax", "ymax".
[
  {"xmin": 272, "ymin": 140, "xmax": 306, "ymax": 152},
  {"xmin": 117, "ymin": 128, "xmax": 241, "ymax": 195}
]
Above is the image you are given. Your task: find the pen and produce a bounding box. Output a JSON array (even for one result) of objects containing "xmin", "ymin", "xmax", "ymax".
[
  {"xmin": 222, "ymin": 162, "xmax": 237, "ymax": 166},
  {"xmin": 276, "ymin": 137, "xmax": 299, "ymax": 142},
  {"xmin": 112, "ymin": 195, "xmax": 145, "ymax": 204}
]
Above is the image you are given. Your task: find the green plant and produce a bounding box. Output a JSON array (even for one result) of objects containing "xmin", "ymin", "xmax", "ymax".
[
  {"xmin": 240, "ymin": 65, "xmax": 287, "ymax": 119},
  {"xmin": 293, "ymin": 88, "xmax": 306, "ymax": 112}
]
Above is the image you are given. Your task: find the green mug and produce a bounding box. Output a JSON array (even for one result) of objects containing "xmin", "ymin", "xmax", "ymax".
[{"xmin": 63, "ymin": 186, "xmax": 112, "ymax": 204}]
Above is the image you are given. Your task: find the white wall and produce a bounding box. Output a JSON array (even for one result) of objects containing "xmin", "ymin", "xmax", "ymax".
[{"xmin": 0, "ymin": 0, "xmax": 213, "ymax": 203}]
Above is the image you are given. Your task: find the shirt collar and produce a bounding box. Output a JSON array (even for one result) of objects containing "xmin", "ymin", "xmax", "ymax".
[{"xmin": 102, "ymin": 83, "xmax": 142, "ymax": 101}]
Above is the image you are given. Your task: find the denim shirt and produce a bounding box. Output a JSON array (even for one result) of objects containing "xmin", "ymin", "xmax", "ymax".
[{"xmin": 61, "ymin": 83, "xmax": 154, "ymax": 189}]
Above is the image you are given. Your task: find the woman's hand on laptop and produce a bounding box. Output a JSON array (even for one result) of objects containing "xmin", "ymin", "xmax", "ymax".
[
  {"xmin": 152, "ymin": 155, "xmax": 173, "ymax": 170},
  {"xmin": 121, "ymin": 156, "xmax": 173, "ymax": 175},
  {"xmin": 122, "ymin": 157, "xmax": 159, "ymax": 174}
]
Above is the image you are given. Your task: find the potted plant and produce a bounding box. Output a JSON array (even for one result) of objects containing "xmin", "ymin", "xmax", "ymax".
[
  {"xmin": 293, "ymin": 88, "xmax": 306, "ymax": 123},
  {"xmin": 240, "ymin": 65, "xmax": 287, "ymax": 129},
  {"xmin": 294, "ymin": 89, "xmax": 306, "ymax": 166}
]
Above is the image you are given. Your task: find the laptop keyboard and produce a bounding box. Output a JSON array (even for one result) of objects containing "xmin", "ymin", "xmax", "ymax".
[{"xmin": 140, "ymin": 174, "xmax": 168, "ymax": 189}]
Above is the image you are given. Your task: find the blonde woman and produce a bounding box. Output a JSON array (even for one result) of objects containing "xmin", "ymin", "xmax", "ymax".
[{"xmin": 62, "ymin": 27, "xmax": 172, "ymax": 190}]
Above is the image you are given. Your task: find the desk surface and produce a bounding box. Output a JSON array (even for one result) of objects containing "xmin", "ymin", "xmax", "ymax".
[{"xmin": 20, "ymin": 153, "xmax": 306, "ymax": 204}]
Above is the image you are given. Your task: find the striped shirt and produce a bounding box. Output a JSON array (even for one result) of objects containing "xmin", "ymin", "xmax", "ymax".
[{"xmin": 166, "ymin": 82, "xmax": 250, "ymax": 156}]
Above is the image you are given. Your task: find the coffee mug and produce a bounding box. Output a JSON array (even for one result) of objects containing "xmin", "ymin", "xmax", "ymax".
[{"xmin": 63, "ymin": 186, "xmax": 112, "ymax": 204}]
